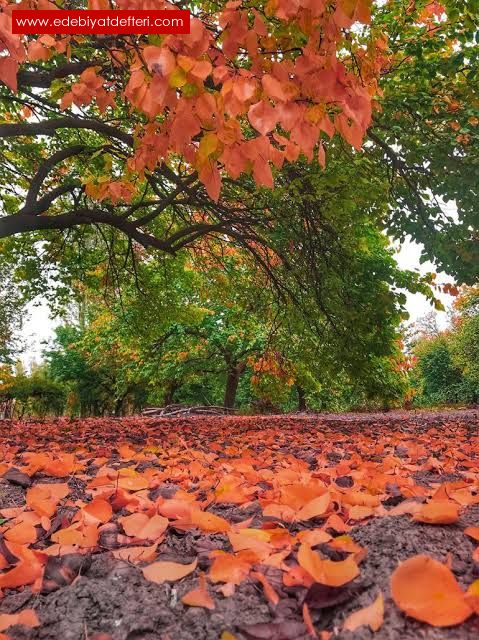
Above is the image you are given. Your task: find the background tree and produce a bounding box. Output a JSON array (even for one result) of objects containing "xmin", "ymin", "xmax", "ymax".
[
  {"xmin": 0, "ymin": 265, "xmax": 25, "ymax": 364},
  {"xmin": 410, "ymin": 286, "xmax": 479, "ymax": 406}
]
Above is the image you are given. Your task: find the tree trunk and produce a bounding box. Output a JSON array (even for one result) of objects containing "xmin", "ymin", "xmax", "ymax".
[
  {"xmin": 224, "ymin": 363, "xmax": 245, "ymax": 409},
  {"xmin": 297, "ymin": 385, "xmax": 307, "ymax": 412},
  {"xmin": 114, "ymin": 392, "xmax": 128, "ymax": 417},
  {"xmin": 163, "ymin": 380, "xmax": 179, "ymax": 406}
]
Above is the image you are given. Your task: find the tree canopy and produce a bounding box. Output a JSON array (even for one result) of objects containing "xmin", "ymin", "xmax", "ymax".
[{"xmin": 0, "ymin": 0, "xmax": 478, "ymax": 283}]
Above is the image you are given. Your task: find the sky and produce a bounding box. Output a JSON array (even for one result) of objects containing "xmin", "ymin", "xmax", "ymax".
[{"xmin": 20, "ymin": 237, "xmax": 456, "ymax": 369}]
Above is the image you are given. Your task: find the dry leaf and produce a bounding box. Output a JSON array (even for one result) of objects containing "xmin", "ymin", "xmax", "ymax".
[
  {"xmin": 343, "ymin": 592, "xmax": 384, "ymax": 632},
  {"xmin": 391, "ymin": 555, "xmax": 472, "ymax": 626}
]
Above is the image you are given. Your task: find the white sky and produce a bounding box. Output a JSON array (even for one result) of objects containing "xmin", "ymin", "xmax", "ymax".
[{"xmin": 20, "ymin": 238, "xmax": 456, "ymax": 368}]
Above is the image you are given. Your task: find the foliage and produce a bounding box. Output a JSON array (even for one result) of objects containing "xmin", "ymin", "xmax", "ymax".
[
  {"xmin": 0, "ymin": 266, "xmax": 24, "ymax": 364},
  {"xmin": 411, "ymin": 287, "xmax": 479, "ymax": 406},
  {"xmin": 45, "ymin": 325, "xmax": 147, "ymax": 416},
  {"xmin": 40, "ymin": 197, "xmax": 416, "ymax": 414},
  {"xmin": 0, "ymin": 366, "xmax": 66, "ymax": 417},
  {"xmin": 448, "ymin": 286, "xmax": 479, "ymax": 396},
  {"xmin": 371, "ymin": 0, "xmax": 479, "ymax": 283},
  {"xmin": 0, "ymin": 0, "xmax": 477, "ymax": 288},
  {"xmin": 411, "ymin": 335, "xmax": 475, "ymax": 406}
]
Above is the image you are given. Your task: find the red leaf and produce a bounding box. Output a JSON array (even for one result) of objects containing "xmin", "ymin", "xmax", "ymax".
[{"xmin": 248, "ymin": 101, "xmax": 278, "ymax": 136}]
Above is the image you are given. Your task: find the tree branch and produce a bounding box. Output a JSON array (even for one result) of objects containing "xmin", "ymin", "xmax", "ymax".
[{"xmin": 0, "ymin": 118, "xmax": 133, "ymax": 146}]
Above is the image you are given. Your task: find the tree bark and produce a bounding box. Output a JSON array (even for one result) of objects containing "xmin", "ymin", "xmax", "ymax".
[
  {"xmin": 224, "ymin": 362, "xmax": 246, "ymax": 409},
  {"xmin": 163, "ymin": 380, "xmax": 180, "ymax": 406},
  {"xmin": 297, "ymin": 385, "xmax": 307, "ymax": 412}
]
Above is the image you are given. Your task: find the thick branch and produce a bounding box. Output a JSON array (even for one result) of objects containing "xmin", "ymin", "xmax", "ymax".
[
  {"xmin": 0, "ymin": 210, "xmax": 174, "ymax": 253},
  {"xmin": 17, "ymin": 62, "xmax": 96, "ymax": 89},
  {"xmin": 0, "ymin": 118, "xmax": 133, "ymax": 146},
  {"xmin": 22, "ymin": 145, "xmax": 86, "ymax": 213}
]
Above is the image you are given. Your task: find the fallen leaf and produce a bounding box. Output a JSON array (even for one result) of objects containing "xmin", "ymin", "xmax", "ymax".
[
  {"xmin": 83, "ymin": 498, "xmax": 112, "ymax": 524},
  {"xmin": 4, "ymin": 521, "xmax": 37, "ymax": 545},
  {"xmin": 112, "ymin": 543, "xmax": 158, "ymax": 564},
  {"xmin": 413, "ymin": 500, "xmax": 459, "ymax": 525},
  {"xmin": 0, "ymin": 560, "xmax": 43, "ymax": 589},
  {"xmin": 343, "ymin": 592, "xmax": 384, "ymax": 632},
  {"xmin": 295, "ymin": 493, "xmax": 331, "ymax": 521},
  {"xmin": 142, "ymin": 558, "xmax": 197, "ymax": 584},
  {"xmin": 118, "ymin": 513, "xmax": 168, "ymax": 540},
  {"xmin": 0, "ymin": 608, "xmax": 39, "ymax": 631},
  {"xmin": 465, "ymin": 579, "xmax": 479, "ymax": 613},
  {"xmin": 188, "ymin": 509, "xmax": 231, "ymax": 533},
  {"xmin": 182, "ymin": 573, "xmax": 215, "ymax": 609},
  {"xmin": 209, "ymin": 552, "xmax": 251, "ymax": 585},
  {"xmin": 251, "ymin": 570, "xmax": 280, "ymax": 605},
  {"xmin": 464, "ymin": 526, "xmax": 479, "ymax": 542},
  {"xmin": 391, "ymin": 555, "xmax": 473, "ymax": 626},
  {"xmin": 302, "ymin": 602, "xmax": 317, "ymax": 637},
  {"xmin": 298, "ymin": 544, "xmax": 359, "ymax": 587}
]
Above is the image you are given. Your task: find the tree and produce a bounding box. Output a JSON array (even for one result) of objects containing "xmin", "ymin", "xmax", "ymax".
[
  {"xmin": 0, "ymin": 0, "xmax": 477, "ymax": 284},
  {"xmin": 45, "ymin": 324, "xmax": 148, "ymax": 416},
  {"xmin": 370, "ymin": 0, "xmax": 479, "ymax": 283},
  {"xmin": 411, "ymin": 286, "xmax": 479, "ymax": 406},
  {"xmin": 0, "ymin": 266, "xmax": 24, "ymax": 364},
  {"xmin": 4, "ymin": 368, "xmax": 66, "ymax": 417},
  {"xmin": 449, "ymin": 286, "xmax": 479, "ymax": 397},
  {"xmin": 37, "ymin": 161, "xmax": 422, "ymax": 414},
  {"xmin": 0, "ymin": 0, "xmax": 380, "ymax": 245}
]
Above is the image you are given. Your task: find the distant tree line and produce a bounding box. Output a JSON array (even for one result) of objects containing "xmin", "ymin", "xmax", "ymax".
[{"xmin": 410, "ymin": 287, "xmax": 479, "ymax": 407}]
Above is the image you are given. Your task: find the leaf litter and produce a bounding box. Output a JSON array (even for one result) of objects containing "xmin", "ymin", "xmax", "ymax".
[{"xmin": 0, "ymin": 411, "xmax": 477, "ymax": 638}]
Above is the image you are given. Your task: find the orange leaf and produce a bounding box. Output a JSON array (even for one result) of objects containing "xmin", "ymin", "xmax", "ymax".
[
  {"xmin": 464, "ymin": 526, "xmax": 479, "ymax": 542},
  {"xmin": 0, "ymin": 560, "xmax": 43, "ymax": 589},
  {"xmin": 297, "ymin": 544, "xmax": 359, "ymax": 587},
  {"xmin": 181, "ymin": 573, "xmax": 215, "ymax": 609},
  {"xmin": 391, "ymin": 555, "xmax": 473, "ymax": 626},
  {"xmin": 142, "ymin": 558, "xmax": 197, "ymax": 584},
  {"xmin": 343, "ymin": 592, "xmax": 384, "ymax": 632},
  {"xmin": 0, "ymin": 608, "xmax": 39, "ymax": 632},
  {"xmin": 117, "ymin": 475, "xmax": 149, "ymax": 491},
  {"xmin": 119, "ymin": 513, "xmax": 168, "ymax": 540},
  {"xmin": 342, "ymin": 491, "xmax": 380, "ymax": 508},
  {"xmin": 83, "ymin": 498, "xmax": 112, "ymax": 524},
  {"xmin": 4, "ymin": 522, "xmax": 37, "ymax": 545},
  {"xmin": 112, "ymin": 543, "xmax": 158, "ymax": 564},
  {"xmin": 465, "ymin": 579, "xmax": 479, "ymax": 614},
  {"xmin": 188, "ymin": 509, "xmax": 230, "ymax": 533},
  {"xmin": 295, "ymin": 493, "xmax": 331, "ymax": 521},
  {"xmin": 118, "ymin": 444, "xmax": 136, "ymax": 460},
  {"xmin": 413, "ymin": 500, "xmax": 459, "ymax": 525},
  {"xmin": 328, "ymin": 535, "xmax": 364, "ymax": 555},
  {"xmin": 296, "ymin": 529, "xmax": 332, "ymax": 546},
  {"xmin": 302, "ymin": 602, "xmax": 317, "ymax": 638},
  {"xmin": 209, "ymin": 552, "xmax": 251, "ymax": 585},
  {"xmin": 251, "ymin": 570, "xmax": 279, "ymax": 605},
  {"xmin": 348, "ymin": 505, "xmax": 374, "ymax": 521}
]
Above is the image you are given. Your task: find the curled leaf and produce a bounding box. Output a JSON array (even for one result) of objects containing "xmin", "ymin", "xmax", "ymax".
[
  {"xmin": 343, "ymin": 592, "xmax": 384, "ymax": 632},
  {"xmin": 298, "ymin": 544, "xmax": 359, "ymax": 587}
]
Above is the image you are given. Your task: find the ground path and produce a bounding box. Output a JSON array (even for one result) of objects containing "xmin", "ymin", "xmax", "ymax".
[{"xmin": 0, "ymin": 411, "xmax": 478, "ymax": 639}]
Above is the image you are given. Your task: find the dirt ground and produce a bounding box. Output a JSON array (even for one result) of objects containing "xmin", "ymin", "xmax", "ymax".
[{"xmin": 0, "ymin": 410, "xmax": 478, "ymax": 640}]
